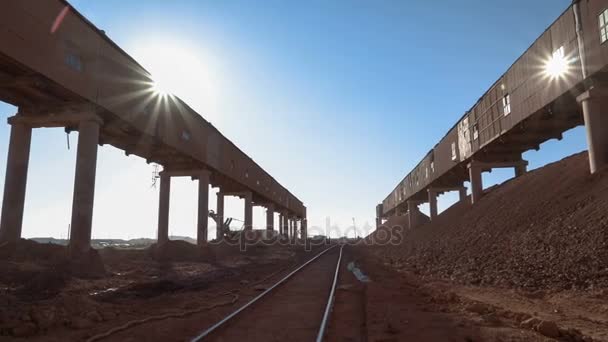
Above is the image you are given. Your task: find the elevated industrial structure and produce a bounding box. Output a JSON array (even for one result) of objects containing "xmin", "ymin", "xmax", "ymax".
[
  {"xmin": 0, "ymin": 0, "xmax": 307, "ymax": 256},
  {"xmin": 378, "ymin": 0, "xmax": 608, "ymax": 228}
]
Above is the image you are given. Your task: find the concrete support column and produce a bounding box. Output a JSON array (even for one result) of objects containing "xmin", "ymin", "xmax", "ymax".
[
  {"xmin": 578, "ymin": 89, "xmax": 608, "ymax": 173},
  {"xmin": 282, "ymin": 214, "xmax": 289, "ymax": 237},
  {"xmin": 375, "ymin": 204, "xmax": 383, "ymax": 228},
  {"xmin": 0, "ymin": 121, "xmax": 32, "ymax": 245},
  {"xmin": 428, "ymin": 189, "xmax": 438, "ymax": 220},
  {"xmin": 266, "ymin": 205, "xmax": 275, "ymax": 232},
  {"xmin": 68, "ymin": 119, "xmax": 101, "ymax": 255},
  {"xmin": 216, "ymin": 192, "xmax": 224, "ymax": 239},
  {"xmin": 468, "ymin": 163, "xmax": 483, "ymax": 205},
  {"xmin": 459, "ymin": 187, "xmax": 467, "ymax": 202},
  {"xmin": 157, "ymin": 173, "xmax": 171, "ymax": 246},
  {"xmin": 197, "ymin": 170, "xmax": 211, "ymax": 246},
  {"xmin": 515, "ymin": 164, "xmax": 527, "ymax": 178},
  {"xmin": 301, "ymin": 219, "xmax": 307, "ymax": 239},
  {"xmin": 243, "ymin": 192, "xmax": 253, "ymax": 231},
  {"xmin": 407, "ymin": 201, "xmax": 418, "ymax": 229}
]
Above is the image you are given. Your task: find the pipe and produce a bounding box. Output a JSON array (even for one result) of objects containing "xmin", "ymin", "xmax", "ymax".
[{"xmin": 573, "ymin": 0, "xmax": 588, "ymax": 80}]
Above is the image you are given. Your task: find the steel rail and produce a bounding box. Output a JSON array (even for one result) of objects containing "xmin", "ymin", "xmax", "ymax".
[
  {"xmin": 315, "ymin": 244, "xmax": 344, "ymax": 342},
  {"xmin": 190, "ymin": 244, "xmax": 339, "ymax": 342}
]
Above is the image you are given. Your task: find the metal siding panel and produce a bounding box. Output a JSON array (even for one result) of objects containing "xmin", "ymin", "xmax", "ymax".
[{"xmin": 581, "ymin": 0, "xmax": 608, "ymax": 76}]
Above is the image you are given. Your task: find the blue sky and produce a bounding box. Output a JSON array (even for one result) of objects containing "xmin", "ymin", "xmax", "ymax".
[{"xmin": 0, "ymin": 0, "xmax": 585, "ymax": 239}]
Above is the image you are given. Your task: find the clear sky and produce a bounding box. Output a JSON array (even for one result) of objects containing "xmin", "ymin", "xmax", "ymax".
[{"xmin": 0, "ymin": 0, "xmax": 586, "ymax": 240}]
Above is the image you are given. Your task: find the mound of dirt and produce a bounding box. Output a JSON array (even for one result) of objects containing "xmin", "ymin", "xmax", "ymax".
[
  {"xmin": 148, "ymin": 240, "xmax": 217, "ymax": 262},
  {"xmin": 0, "ymin": 239, "xmax": 105, "ymax": 293},
  {"xmin": 369, "ymin": 152, "xmax": 608, "ymax": 290},
  {"xmin": 1, "ymin": 238, "xmax": 68, "ymax": 264}
]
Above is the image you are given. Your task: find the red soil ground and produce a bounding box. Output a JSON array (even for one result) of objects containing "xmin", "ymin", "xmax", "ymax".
[
  {"xmin": 0, "ymin": 240, "xmax": 318, "ymax": 340},
  {"xmin": 1, "ymin": 152, "xmax": 606, "ymax": 341},
  {"xmin": 366, "ymin": 152, "xmax": 608, "ymax": 341}
]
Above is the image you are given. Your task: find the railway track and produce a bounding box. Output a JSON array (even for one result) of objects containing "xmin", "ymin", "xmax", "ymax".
[{"xmin": 190, "ymin": 244, "xmax": 344, "ymax": 342}]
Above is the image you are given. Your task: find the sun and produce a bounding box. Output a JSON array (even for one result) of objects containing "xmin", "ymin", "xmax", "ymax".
[
  {"xmin": 130, "ymin": 38, "xmax": 222, "ymax": 116},
  {"xmin": 151, "ymin": 78, "xmax": 170, "ymax": 97},
  {"xmin": 544, "ymin": 46, "xmax": 570, "ymax": 80}
]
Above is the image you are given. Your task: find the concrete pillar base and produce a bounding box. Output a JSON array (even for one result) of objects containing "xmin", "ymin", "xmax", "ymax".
[
  {"xmin": 0, "ymin": 120, "xmax": 32, "ymax": 246},
  {"xmin": 68, "ymin": 119, "xmax": 101, "ymax": 255}
]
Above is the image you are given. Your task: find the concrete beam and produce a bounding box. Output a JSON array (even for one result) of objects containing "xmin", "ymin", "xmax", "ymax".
[
  {"xmin": 8, "ymin": 111, "xmax": 103, "ymax": 129},
  {"xmin": 468, "ymin": 159, "xmax": 529, "ymax": 170},
  {"xmin": 0, "ymin": 119, "xmax": 32, "ymax": 245},
  {"xmin": 223, "ymin": 191, "xmax": 251, "ymax": 199},
  {"xmin": 428, "ymin": 185, "xmax": 466, "ymax": 195},
  {"xmin": 160, "ymin": 168, "xmax": 209, "ymax": 178},
  {"xmin": 577, "ymin": 87, "xmax": 608, "ymax": 174},
  {"xmin": 68, "ymin": 119, "xmax": 101, "ymax": 255}
]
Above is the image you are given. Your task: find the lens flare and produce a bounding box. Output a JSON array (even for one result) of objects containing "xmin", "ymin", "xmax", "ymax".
[
  {"xmin": 151, "ymin": 78, "xmax": 170, "ymax": 97},
  {"xmin": 544, "ymin": 47, "xmax": 569, "ymax": 79}
]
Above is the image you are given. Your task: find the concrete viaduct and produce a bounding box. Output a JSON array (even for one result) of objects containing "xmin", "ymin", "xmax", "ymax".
[
  {"xmin": 0, "ymin": 0, "xmax": 307, "ymax": 256},
  {"xmin": 378, "ymin": 0, "xmax": 608, "ymax": 228}
]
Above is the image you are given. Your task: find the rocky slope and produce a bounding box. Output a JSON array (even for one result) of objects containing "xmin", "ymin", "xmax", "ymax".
[{"xmin": 369, "ymin": 152, "xmax": 608, "ymax": 290}]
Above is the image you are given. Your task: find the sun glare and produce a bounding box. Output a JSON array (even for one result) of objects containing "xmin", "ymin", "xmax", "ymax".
[
  {"xmin": 544, "ymin": 46, "xmax": 570, "ymax": 80},
  {"xmin": 151, "ymin": 78, "xmax": 170, "ymax": 97},
  {"xmin": 131, "ymin": 39, "xmax": 222, "ymax": 117}
]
